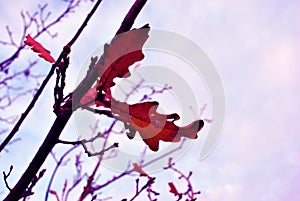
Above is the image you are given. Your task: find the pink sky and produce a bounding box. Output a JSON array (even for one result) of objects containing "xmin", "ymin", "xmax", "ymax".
[{"xmin": 1, "ymin": 0, "xmax": 299, "ymax": 200}]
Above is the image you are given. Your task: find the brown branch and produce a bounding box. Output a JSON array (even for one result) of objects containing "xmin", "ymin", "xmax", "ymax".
[
  {"xmin": 45, "ymin": 145, "xmax": 79, "ymax": 201},
  {"xmin": 82, "ymin": 141, "xmax": 119, "ymax": 157},
  {"xmin": 0, "ymin": 0, "xmax": 103, "ymax": 154},
  {"xmin": 164, "ymin": 158, "xmax": 201, "ymax": 200},
  {"xmin": 22, "ymin": 169, "xmax": 47, "ymax": 200},
  {"xmin": 72, "ymin": 0, "xmax": 148, "ymax": 109},
  {"xmin": 0, "ymin": 0, "xmax": 85, "ymax": 71},
  {"xmin": 0, "ymin": 60, "xmax": 39, "ymax": 112},
  {"xmin": 78, "ymin": 120, "xmax": 117, "ymax": 201},
  {"xmin": 4, "ymin": 110, "xmax": 72, "ymax": 201},
  {"xmin": 3, "ymin": 165, "xmax": 13, "ymax": 191},
  {"xmin": 116, "ymin": 0, "xmax": 148, "ymax": 35},
  {"xmin": 57, "ymin": 139, "xmax": 82, "ymax": 145},
  {"xmin": 64, "ymin": 153, "xmax": 88, "ymax": 201},
  {"xmin": 3, "ymin": 0, "xmax": 147, "ymax": 200},
  {"xmin": 67, "ymin": 0, "xmax": 103, "ymax": 47},
  {"xmin": 129, "ymin": 177, "xmax": 155, "ymax": 201},
  {"xmin": 54, "ymin": 46, "xmax": 70, "ymax": 113},
  {"xmin": 90, "ymin": 139, "xmax": 187, "ymax": 193},
  {"xmin": 57, "ymin": 138, "xmax": 119, "ymax": 157}
]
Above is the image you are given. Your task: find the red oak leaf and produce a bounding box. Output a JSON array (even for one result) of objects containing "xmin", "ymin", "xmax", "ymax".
[
  {"xmin": 112, "ymin": 100, "xmax": 204, "ymax": 151},
  {"xmin": 24, "ymin": 34, "xmax": 55, "ymax": 63},
  {"xmin": 132, "ymin": 162, "xmax": 148, "ymax": 177},
  {"xmin": 168, "ymin": 182, "xmax": 179, "ymax": 196},
  {"xmin": 97, "ymin": 24, "xmax": 150, "ymax": 93},
  {"xmin": 80, "ymin": 24, "xmax": 204, "ymax": 151}
]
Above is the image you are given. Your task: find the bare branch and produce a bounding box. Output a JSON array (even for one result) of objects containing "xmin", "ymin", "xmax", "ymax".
[
  {"xmin": 0, "ymin": 0, "xmax": 86, "ymax": 71},
  {"xmin": 129, "ymin": 177, "xmax": 156, "ymax": 201},
  {"xmin": 82, "ymin": 141, "xmax": 119, "ymax": 157},
  {"xmin": 4, "ymin": 0, "xmax": 148, "ymax": 199},
  {"xmin": 45, "ymin": 145, "xmax": 79, "ymax": 201},
  {"xmin": 57, "ymin": 139, "xmax": 82, "ymax": 146},
  {"xmin": 22, "ymin": 169, "xmax": 47, "ymax": 200},
  {"xmin": 0, "ymin": 0, "xmax": 103, "ymax": 154},
  {"xmin": 164, "ymin": 158, "xmax": 201, "ymax": 200},
  {"xmin": 91, "ymin": 139, "xmax": 187, "ymax": 193},
  {"xmin": 3, "ymin": 165, "xmax": 13, "ymax": 191}
]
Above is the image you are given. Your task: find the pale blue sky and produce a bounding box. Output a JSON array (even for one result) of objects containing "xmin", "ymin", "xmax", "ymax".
[{"xmin": 1, "ymin": 0, "xmax": 300, "ymax": 200}]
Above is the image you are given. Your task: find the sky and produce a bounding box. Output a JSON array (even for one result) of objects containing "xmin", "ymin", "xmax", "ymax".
[{"xmin": 0, "ymin": 0, "xmax": 300, "ymax": 200}]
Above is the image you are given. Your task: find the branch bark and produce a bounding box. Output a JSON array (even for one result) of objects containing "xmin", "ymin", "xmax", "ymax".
[{"xmin": 4, "ymin": 0, "xmax": 147, "ymax": 200}]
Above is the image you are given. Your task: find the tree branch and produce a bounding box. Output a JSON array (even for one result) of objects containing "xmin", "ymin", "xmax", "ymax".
[
  {"xmin": 0, "ymin": 0, "xmax": 103, "ymax": 154},
  {"xmin": 129, "ymin": 177, "xmax": 155, "ymax": 201},
  {"xmin": 3, "ymin": 165, "xmax": 13, "ymax": 191},
  {"xmin": 0, "ymin": 0, "xmax": 84, "ymax": 71},
  {"xmin": 45, "ymin": 145, "xmax": 79, "ymax": 201},
  {"xmin": 3, "ymin": 0, "xmax": 148, "ymax": 200}
]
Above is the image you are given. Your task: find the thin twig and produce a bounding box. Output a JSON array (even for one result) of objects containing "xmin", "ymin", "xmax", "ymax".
[
  {"xmin": 91, "ymin": 139, "xmax": 187, "ymax": 192},
  {"xmin": 45, "ymin": 145, "xmax": 79, "ymax": 201},
  {"xmin": 22, "ymin": 169, "xmax": 47, "ymax": 200},
  {"xmin": 3, "ymin": 165, "xmax": 13, "ymax": 191},
  {"xmin": 0, "ymin": 0, "xmax": 104, "ymax": 154},
  {"xmin": 78, "ymin": 121, "xmax": 117, "ymax": 200},
  {"xmin": 57, "ymin": 139, "xmax": 82, "ymax": 145},
  {"xmin": 4, "ymin": 0, "xmax": 147, "ymax": 199},
  {"xmin": 82, "ymin": 141, "xmax": 119, "ymax": 157},
  {"xmin": 0, "ymin": 0, "xmax": 82, "ymax": 71},
  {"xmin": 164, "ymin": 158, "xmax": 201, "ymax": 200},
  {"xmin": 129, "ymin": 177, "xmax": 155, "ymax": 201}
]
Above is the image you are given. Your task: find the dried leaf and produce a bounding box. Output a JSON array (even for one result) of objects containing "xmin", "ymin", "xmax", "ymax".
[
  {"xmin": 168, "ymin": 182, "xmax": 179, "ymax": 196},
  {"xmin": 80, "ymin": 24, "xmax": 204, "ymax": 151},
  {"xmin": 24, "ymin": 34, "xmax": 55, "ymax": 63},
  {"xmin": 112, "ymin": 100, "xmax": 204, "ymax": 151},
  {"xmin": 97, "ymin": 24, "xmax": 150, "ymax": 93},
  {"xmin": 132, "ymin": 162, "xmax": 148, "ymax": 177}
]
